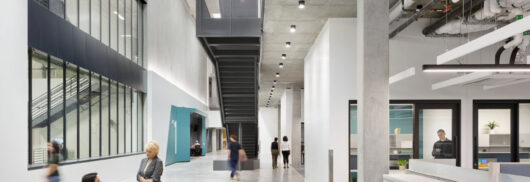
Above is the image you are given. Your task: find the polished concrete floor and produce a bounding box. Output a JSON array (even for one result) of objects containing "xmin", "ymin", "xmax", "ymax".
[{"xmin": 119, "ymin": 151, "xmax": 305, "ymax": 182}]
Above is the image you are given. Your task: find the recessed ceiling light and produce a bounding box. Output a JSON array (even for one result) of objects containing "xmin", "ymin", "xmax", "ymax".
[
  {"xmin": 299, "ymin": 0, "xmax": 305, "ymax": 9},
  {"xmin": 273, "ymin": 80, "xmax": 277, "ymax": 84},
  {"xmin": 285, "ymin": 42, "xmax": 291, "ymax": 48},
  {"xmin": 212, "ymin": 13, "xmax": 222, "ymax": 19},
  {"xmin": 276, "ymin": 73, "xmax": 280, "ymax": 77},
  {"xmin": 290, "ymin": 25, "xmax": 296, "ymax": 33},
  {"xmin": 281, "ymin": 54, "xmax": 287, "ymax": 59},
  {"xmin": 279, "ymin": 63, "xmax": 284, "ymax": 68}
]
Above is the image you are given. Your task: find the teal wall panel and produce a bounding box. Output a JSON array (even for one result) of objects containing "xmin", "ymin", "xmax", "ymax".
[{"xmin": 166, "ymin": 106, "xmax": 206, "ymax": 165}]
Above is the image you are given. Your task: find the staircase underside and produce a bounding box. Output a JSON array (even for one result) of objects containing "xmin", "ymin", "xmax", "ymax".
[{"xmin": 198, "ymin": 37, "xmax": 260, "ymax": 158}]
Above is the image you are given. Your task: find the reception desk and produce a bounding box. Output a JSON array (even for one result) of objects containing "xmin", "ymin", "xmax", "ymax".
[{"xmin": 383, "ymin": 159, "xmax": 530, "ymax": 182}]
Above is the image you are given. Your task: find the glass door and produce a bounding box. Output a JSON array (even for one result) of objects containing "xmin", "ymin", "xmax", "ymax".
[
  {"xmin": 418, "ymin": 109, "xmax": 454, "ymax": 160},
  {"xmin": 473, "ymin": 102, "xmax": 516, "ymax": 170},
  {"xmin": 415, "ymin": 102, "xmax": 460, "ymax": 166}
]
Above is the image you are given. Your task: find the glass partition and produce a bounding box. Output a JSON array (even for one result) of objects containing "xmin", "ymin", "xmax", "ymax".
[
  {"xmin": 389, "ymin": 104, "xmax": 413, "ymax": 169},
  {"xmin": 519, "ymin": 104, "xmax": 530, "ymax": 162},
  {"xmin": 419, "ymin": 109, "xmax": 453, "ymax": 159},
  {"xmin": 477, "ymin": 108, "xmax": 512, "ymax": 170}
]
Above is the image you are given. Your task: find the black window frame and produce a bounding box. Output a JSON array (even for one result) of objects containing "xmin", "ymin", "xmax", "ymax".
[{"xmin": 27, "ymin": 48, "xmax": 145, "ymax": 169}]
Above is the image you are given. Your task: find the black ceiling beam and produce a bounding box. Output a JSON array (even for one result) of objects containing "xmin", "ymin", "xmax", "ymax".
[
  {"xmin": 389, "ymin": 0, "xmax": 442, "ymax": 38},
  {"xmin": 206, "ymin": 37, "xmax": 260, "ymax": 45},
  {"xmin": 422, "ymin": 0, "xmax": 485, "ymax": 36}
]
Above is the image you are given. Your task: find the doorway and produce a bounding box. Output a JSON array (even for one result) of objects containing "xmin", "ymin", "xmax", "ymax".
[
  {"xmin": 190, "ymin": 113, "xmax": 204, "ymax": 157},
  {"xmin": 473, "ymin": 101, "xmax": 517, "ymax": 170}
]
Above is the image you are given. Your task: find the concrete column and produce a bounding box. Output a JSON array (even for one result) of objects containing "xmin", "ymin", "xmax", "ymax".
[
  {"xmin": 291, "ymin": 90, "xmax": 302, "ymax": 168},
  {"xmin": 356, "ymin": 0, "xmax": 389, "ymax": 181}
]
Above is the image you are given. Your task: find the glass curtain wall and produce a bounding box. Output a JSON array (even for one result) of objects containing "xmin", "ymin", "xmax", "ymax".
[
  {"xmin": 30, "ymin": 50, "xmax": 49, "ymax": 165},
  {"xmin": 125, "ymin": 87, "xmax": 131, "ymax": 153},
  {"xmin": 90, "ymin": 73, "xmax": 101, "ymax": 157},
  {"xmin": 79, "ymin": 0, "xmax": 90, "ymax": 33},
  {"xmin": 101, "ymin": 77, "xmax": 110, "ymax": 156},
  {"xmin": 118, "ymin": 84, "xmax": 125, "ymax": 153},
  {"xmin": 110, "ymin": 80, "xmax": 118, "ymax": 155},
  {"xmin": 32, "ymin": 0, "xmax": 144, "ymax": 67},
  {"xmin": 79, "ymin": 68, "xmax": 90, "ymax": 159},
  {"xmin": 91, "ymin": 0, "xmax": 101, "ymax": 40},
  {"xmin": 28, "ymin": 49, "xmax": 145, "ymax": 165},
  {"xmin": 65, "ymin": 62, "xmax": 78, "ymax": 160},
  {"xmin": 49, "ymin": 56, "xmax": 64, "ymax": 156},
  {"xmin": 118, "ymin": 0, "xmax": 125, "ymax": 55},
  {"xmin": 110, "ymin": 0, "xmax": 118, "ymax": 51},
  {"xmin": 137, "ymin": 93, "xmax": 143, "ymax": 151},
  {"xmin": 102, "ymin": 0, "xmax": 110, "ymax": 46}
]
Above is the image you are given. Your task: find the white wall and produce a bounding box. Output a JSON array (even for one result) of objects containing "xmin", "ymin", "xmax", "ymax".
[
  {"xmin": 258, "ymin": 107, "xmax": 279, "ymax": 163},
  {"xmin": 304, "ymin": 18, "xmax": 358, "ymax": 182},
  {"xmin": 0, "ymin": 0, "xmax": 28, "ymax": 180},
  {"xmin": 207, "ymin": 110, "xmax": 223, "ymax": 128},
  {"xmin": 144, "ymin": 0, "xmax": 210, "ymax": 168},
  {"xmin": 280, "ymin": 89, "xmax": 293, "ymax": 141},
  {"xmin": 304, "ymin": 20, "xmax": 331, "ymax": 182},
  {"xmin": 145, "ymin": 0, "xmax": 208, "ymax": 107}
]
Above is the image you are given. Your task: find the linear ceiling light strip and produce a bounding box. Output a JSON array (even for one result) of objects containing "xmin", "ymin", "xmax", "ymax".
[
  {"xmin": 423, "ymin": 64, "xmax": 530, "ymax": 72},
  {"xmin": 437, "ymin": 16, "xmax": 530, "ymax": 65}
]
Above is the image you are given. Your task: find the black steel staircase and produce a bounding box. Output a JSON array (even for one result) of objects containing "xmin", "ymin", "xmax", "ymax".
[{"xmin": 196, "ymin": 0, "xmax": 262, "ymax": 159}]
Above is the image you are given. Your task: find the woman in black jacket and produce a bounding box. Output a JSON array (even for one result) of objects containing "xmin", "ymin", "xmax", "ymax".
[{"xmin": 137, "ymin": 141, "xmax": 164, "ymax": 182}]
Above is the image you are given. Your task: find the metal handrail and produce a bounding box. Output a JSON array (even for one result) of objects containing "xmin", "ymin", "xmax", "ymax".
[{"xmin": 31, "ymin": 76, "xmax": 89, "ymax": 120}]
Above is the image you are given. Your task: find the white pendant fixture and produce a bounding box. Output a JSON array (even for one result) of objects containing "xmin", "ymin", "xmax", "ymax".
[{"xmin": 437, "ymin": 16, "xmax": 530, "ymax": 65}]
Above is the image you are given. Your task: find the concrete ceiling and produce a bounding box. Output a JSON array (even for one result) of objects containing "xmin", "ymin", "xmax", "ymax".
[{"xmin": 259, "ymin": 0, "xmax": 358, "ymax": 107}]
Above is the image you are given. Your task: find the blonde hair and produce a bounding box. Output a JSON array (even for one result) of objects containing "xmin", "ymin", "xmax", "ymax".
[{"xmin": 145, "ymin": 140, "xmax": 160, "ymax": 155}]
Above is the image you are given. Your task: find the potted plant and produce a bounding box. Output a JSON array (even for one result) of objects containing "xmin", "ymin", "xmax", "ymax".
[
  {"xmin": 394, "ymin": 128, "xmax": 401, "ymax": 135},
  {"xmin": 486, "ymin": 121, "xmax": 499, "ymax": 134},
  {"xmin": 397, "ymin": 160, "xmax": 408, "ymax": 170}
]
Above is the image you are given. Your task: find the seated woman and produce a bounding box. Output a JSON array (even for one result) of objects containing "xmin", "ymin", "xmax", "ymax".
[{"xmin": 137, "ymin": 141, "xmax": 164, "ymax": 182}]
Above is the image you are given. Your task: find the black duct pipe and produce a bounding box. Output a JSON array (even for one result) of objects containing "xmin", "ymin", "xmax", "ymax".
[
  {"xmin": 495, "ymin": 47, "xmax": 505, "ymax": 65},
  {"xmin": 494, "ymin": 39, "xmax": 515, "ymax": 64},
  {"xmin": 510, "ymin": 47, "xmax": 520, "ymax": 65}
]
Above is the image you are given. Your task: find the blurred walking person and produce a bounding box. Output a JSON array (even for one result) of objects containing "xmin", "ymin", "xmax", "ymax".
[
  {"xmin": 281, "ymin": 136, "xmax": 290, "ymax": 168},
  {"xmin": 271, "ymin": 137, "xmax": 279, "ymax": 169},
  {"xmin": 227, "ymin": 134, "xmax": 247, "ymax": 181},
  {"xmin": 47, "ymin": 141, "xmax": 61, "ymax": 182}
]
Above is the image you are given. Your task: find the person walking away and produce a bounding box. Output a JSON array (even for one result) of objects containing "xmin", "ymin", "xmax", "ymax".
[
  {"xmin": 271, "ymin": 137, "xmax": 279, "ymax": 169},
  {"xmin": 281, "ymin": 136, "xmax": 291, "ymax": 168},
  {"xmin": 227, "ymin": 134, "xmax": 247, "ymax": 180},
  {"xmin": 47, "ymin": 141, "xmax": 61, "ymax": 182}
]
